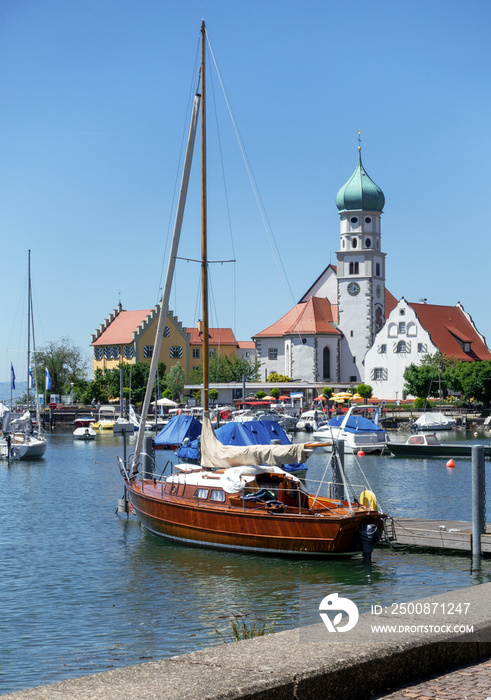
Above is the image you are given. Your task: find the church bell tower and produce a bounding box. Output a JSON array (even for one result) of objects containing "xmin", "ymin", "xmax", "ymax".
[{"xmin": 336, "ymin": 144, "xmax": 386, "ymax": 383}]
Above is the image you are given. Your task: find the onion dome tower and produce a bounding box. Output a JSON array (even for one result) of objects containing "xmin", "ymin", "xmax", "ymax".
[{"xmin": 335, "ymin": 143, "xmax": 386, "ymax": 383}]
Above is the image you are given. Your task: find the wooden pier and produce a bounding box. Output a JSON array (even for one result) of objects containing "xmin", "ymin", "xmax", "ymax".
[{"xmin": 386, "ymin": 517, "xmax": 491, "ymax": 554}]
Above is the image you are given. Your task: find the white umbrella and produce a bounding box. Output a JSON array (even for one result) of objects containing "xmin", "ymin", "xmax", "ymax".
[{"xmin": 155, "ymin": 397, "xmax": 178, "ymax": 406}]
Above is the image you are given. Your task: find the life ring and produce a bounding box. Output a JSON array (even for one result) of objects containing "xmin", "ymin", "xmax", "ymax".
[{"xmin": 359, "ymin": 489, "xmax": 379, "ymax": 511}]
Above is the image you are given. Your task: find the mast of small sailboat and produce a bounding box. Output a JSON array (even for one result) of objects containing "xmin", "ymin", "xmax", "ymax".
[
  {"xmin": 27, "ymin": 250, "xmax": 31, "ymax": 411},
  {"xmin": 200, "ymin": 20, "xmax": 210, "ymax": 412}
]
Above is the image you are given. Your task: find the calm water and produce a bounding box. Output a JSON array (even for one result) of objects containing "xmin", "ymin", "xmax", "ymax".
[{"xmin": 1, "ymin": 427, "xmax": 491, "ymax": 694}]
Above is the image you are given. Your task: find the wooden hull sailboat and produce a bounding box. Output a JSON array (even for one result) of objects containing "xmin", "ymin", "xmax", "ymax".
[{"xmin": 118, "ymin": 22, "xmax": 385, "ymax": 558}]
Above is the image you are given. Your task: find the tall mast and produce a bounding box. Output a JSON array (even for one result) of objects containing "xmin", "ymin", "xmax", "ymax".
[
  {"xmin": 27, "ymin": 249, "xmax": 31, "ymax": 408},
  {"xmin": 200, "ymin": 20, "xmax": 209, "ymax": 412}
]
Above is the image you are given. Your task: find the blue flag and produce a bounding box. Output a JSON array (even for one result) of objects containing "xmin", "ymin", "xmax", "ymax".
[
  {"xmin": 11, "ymin": 364, "xmax": 15, "ymax": 390},
  {"xmin": 29, "ymin": 368, "xmax": 34, "ymax": 389},
  {"xmin": 45, "ymin": 367, "xmax": 52, "ymax": 391}
]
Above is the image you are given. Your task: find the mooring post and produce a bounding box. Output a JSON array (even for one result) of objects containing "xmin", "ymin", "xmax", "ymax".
[
  {"xmin": 471, "ymin": 444, "xmax": 485, "ymax": 568},
  {"xmin": 332, "ymin": 439, "xmax": 345, "ymax": 500},
  {"xmin": 142, "ymin": 435, "xmax": 153, "ymax": 479}
]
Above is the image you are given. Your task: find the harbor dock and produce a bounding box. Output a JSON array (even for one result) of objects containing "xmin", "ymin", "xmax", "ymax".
[{"xmin": 388, "ymin": 517, "xmax": 491, "ymax": 554}]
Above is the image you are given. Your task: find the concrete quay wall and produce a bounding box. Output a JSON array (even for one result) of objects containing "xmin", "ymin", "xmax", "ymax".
[{"xmin": 2, "ymin": 582, "xmax": 491, "ymax": 700}]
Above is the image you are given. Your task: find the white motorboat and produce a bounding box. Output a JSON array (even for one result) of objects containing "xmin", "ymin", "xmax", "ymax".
[
  {"xmin": 73, "ymin": 426, "xmax": 97, "ymax": 440},
  {"xmin": 412, "ymin": 412, "xmax": 456, "ymax": 431},
  {"xmin": 312, "ymin": 406, "xmax": 389, "ymax": 454}
]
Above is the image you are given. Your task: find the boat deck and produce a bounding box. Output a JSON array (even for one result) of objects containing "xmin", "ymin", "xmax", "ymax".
[{"xmin": 387, "ymin": 517, "xmax": 491, "ymax": 554}]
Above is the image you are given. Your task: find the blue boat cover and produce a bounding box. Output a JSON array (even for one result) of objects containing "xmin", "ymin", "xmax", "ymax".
[
  {"xmin": 328, "ymin": 414, "xmax": 385, "ymax": 433},
  {"xmin": 154, "ymin": 414, "xmax": 202, "ymax": 447},
  {"xmin": 176, "ymin": 419, "xmax": 306, "ymax": 474}
]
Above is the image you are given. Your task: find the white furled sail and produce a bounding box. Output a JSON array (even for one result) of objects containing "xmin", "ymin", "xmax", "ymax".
[{"xmin": 200, "ymin": 411, "xmax": 307, "ymax": 470}]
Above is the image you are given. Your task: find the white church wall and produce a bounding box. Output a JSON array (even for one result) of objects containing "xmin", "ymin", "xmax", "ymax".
[
  {"xmin": 291, "ymin": 337, "xmax": 316, "ymax": 382},
  {"xmin": 364, "ymin": 299, "xmax": 437, "ymax": 398},
  {"xmin": 255, "ymin": 338, "xmax": 287, "ymax": 381}
]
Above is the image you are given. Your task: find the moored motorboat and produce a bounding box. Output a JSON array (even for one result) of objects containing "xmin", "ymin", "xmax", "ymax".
[
  {"xmin": 389, "ymin": 433, "xmax": 491, "ymax": 458},
  {"xmin": 73, "ymin": 426, "xmax": 97, "ymax": 440},
  {"xmin": 412, "ymin": 411, "xmax": 456, "ymax": 431},
  {"xmin": 312, "ymin": 406, "xmax": 389, "ymax": 454}
]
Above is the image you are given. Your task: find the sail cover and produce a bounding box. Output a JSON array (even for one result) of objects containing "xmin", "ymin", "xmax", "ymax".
[{"xmin": 200, "ymin": 411, "xmax": 307, "ymax": 470}]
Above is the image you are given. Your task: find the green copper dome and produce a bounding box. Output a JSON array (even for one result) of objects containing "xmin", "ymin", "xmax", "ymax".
[{"xmin": 336, "ymin": 150, "xmax": 385, "ymax": 213}]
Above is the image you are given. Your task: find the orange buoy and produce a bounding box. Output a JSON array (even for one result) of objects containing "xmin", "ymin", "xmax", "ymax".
[
  {"xmin": 357, "ymin": 450, "xmax": 365, "ymax": 456},
  {"xmin": 446, "ymin": 459, "xmax": 455, "ymax": 469}
]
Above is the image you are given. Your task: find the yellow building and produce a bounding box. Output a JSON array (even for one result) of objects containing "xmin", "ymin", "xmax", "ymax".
[
  {"xmin": 91, "ymin": 303, "xmax": 190, "ymax": 376},
  {"xmin": 186, "ymin": 326, "xmax": 240, "ymax": 375}
]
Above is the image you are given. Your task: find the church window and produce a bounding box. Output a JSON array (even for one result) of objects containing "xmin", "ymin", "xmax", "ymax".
[
  {"xmin": 323, "ymin": 347, "xmax": 330, "ymax": 379},
  {"xmin": 376, "ymin": 240, "xmax": 379, "ymax": 250},
  {"xmin": 268, "ymin": 348, "xmax": 278, "ymax": 360},
  {"xmin": 365, "ymin": 238, "xmax": 371, "ymax": 248},
  {"xmin": 342, "ymin": 239, "xmax": 345, "ymax": 248},
  {"xmin": 376, "ymin": 263, "xmax": 380, "ymax": 276},
  {"xmin": 349, "ymin": 262, "xmax": 359, "ymax": 274},
  {"xmin": 352, "ymin": 238, "xmax": 357, "ymax": 248},
  {"xmin": 350, "ymin": 217, "xmax": 358, "ymax": 224},
  {"xmin": 365, "ymin": 217, "xmax": 371, "ymax": 224}
]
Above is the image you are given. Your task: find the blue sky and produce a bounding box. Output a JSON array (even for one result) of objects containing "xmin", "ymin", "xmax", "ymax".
[{"xmin": 1, "ymin": 0, "xmax": 490, "ymax": 385}]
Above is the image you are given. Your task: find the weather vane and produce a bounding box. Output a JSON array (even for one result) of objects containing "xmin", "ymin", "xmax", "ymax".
[{"xmin": 357, "ymin": 130, "xmax": 362, "ymax": 151}]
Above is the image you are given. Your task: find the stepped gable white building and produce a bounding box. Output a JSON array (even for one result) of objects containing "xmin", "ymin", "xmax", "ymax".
[
  {"xmin": 253, "ymin": 146, "xmax": 491, "ymax": 395},
  {"xmin": 365, "ymin": 298, "xmax": 491, "ymax": 398}
]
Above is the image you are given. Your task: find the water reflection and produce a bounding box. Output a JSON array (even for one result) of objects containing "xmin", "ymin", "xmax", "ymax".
[{"xmin": 1, "ymin": 428, "xmax": 491, "ymax": 694}]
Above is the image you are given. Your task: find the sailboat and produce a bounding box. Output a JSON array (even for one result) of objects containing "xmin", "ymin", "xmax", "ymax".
[
  {"xmin": 118, "ymin": 22, "xmax": 385, "ymax": 557},
  {"xmin": 0, "ymin": 251, "xmax": 47, "ymax": 460}
]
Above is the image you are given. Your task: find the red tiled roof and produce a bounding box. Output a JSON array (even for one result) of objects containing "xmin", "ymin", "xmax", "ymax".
[
  {"xmin": 409, "ymin": 303, "xmax": 491, "ymax": 361},
  {"xmin": 92, "ymin": 309, "xmax": 153, "ymax": 346},
  {"xmin": 254, "ymin": 297, "xmax": 341, "ymax": 338},
  {"xmin": 186, "ymin": 327, "xmax": 238, "ymax": 346},
  {"xmin": 238, "ymin": 341, "xmax": 255, "ymax": 349},
  {"xmin": 385, "ymin": 288, "xmax": 398, "ymax": 318}
]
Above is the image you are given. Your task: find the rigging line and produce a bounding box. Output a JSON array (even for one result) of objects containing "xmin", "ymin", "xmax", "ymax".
[
  {"xmin": 206, "ymin": 34, "xmax": 297, "ymax": 310},
  {"xmin": 208, "ymin": 45, "xmax": 237, "ymax": 335},
  {"xmin": 157, "ymin": 35, "xmax": 202, "ymax": 304}
]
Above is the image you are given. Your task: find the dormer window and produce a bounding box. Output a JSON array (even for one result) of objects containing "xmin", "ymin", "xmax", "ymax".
[{"xmin": 464, "ymin": 342, "xmax": 471, "ymax": 353}]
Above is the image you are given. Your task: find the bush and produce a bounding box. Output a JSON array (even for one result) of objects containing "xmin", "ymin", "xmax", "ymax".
[{"xmin": 413, "ymin": 397, "xmax": 426, "ymax": 409}]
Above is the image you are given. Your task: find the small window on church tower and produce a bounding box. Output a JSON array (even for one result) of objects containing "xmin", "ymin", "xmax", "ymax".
[
  {"xmin": 365, "ymin": 238, "xmax": 371, "ymax": 248},
  {"xmin": 350, "ymin": 217, "xmax": 358, "ymax": 224},
  {"xmin": 365, "ymin": 217, "xmax": 371, "ymax": 224},
  {"xmin": 352, "ymin": 238, "xmax": 357, "ymax": 248}
]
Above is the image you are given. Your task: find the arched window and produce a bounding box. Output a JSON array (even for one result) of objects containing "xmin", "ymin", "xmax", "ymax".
[
  {"xmin": 396, "ymin": 340, "xmax": 407, "ymax": 353},
  {"xmin": 323, "ymin": 346, "xmax": 330, "ymax": 379}
]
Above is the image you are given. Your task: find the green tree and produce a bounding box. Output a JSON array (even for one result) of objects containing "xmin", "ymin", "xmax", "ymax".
[
  {"xmin": 209, "ymin": 388, "xmax": 219, "ymax": 405},
  {"xmin": 447, "ymin": 360, "xmax": 491, "ymax": 408},
  {"xmin": 321, "ymin": 387, "xmax": 333, "ymax": 400},
  {"xmin": 35, "ymin": 337, "xmax": 89, "ymax": 396},
  {"xmin": 166, "ymin": 363, "xmax": 185, "ymax": 400},
  {"xmin": 189, "ymin": 355, "xmax": 260, "ymax": 384},
  {"xmin": 357, "ymin": 383, "xmax": 373, "ymax": 402},
  {"xmin": 270, "ymin": 387, "xmax": 280, "ymax": 402},
  {"xmin": 255, "ymin": 391, "xmax": 266, "ymax": 399},
  {"xmin": 403, "ymin": 352, "xmax": 453, "ymax": 400}
]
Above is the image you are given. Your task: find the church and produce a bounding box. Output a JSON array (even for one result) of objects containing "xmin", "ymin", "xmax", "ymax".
[{"xmin": 253, "ymin": 147, "xmax": 491, "ymax": 397}]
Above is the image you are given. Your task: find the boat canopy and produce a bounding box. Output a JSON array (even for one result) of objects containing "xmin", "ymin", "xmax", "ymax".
[
  {"xmin": 327, "ymin": 414, "xmax": 386, "ymax": 433},
  {"xmin": 200, "ymin": 412, "xmax": 307, "ymax": 470},
  {"xmin": 154, "ymin": 414, "xmax": 202, "ymax": 447}
]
